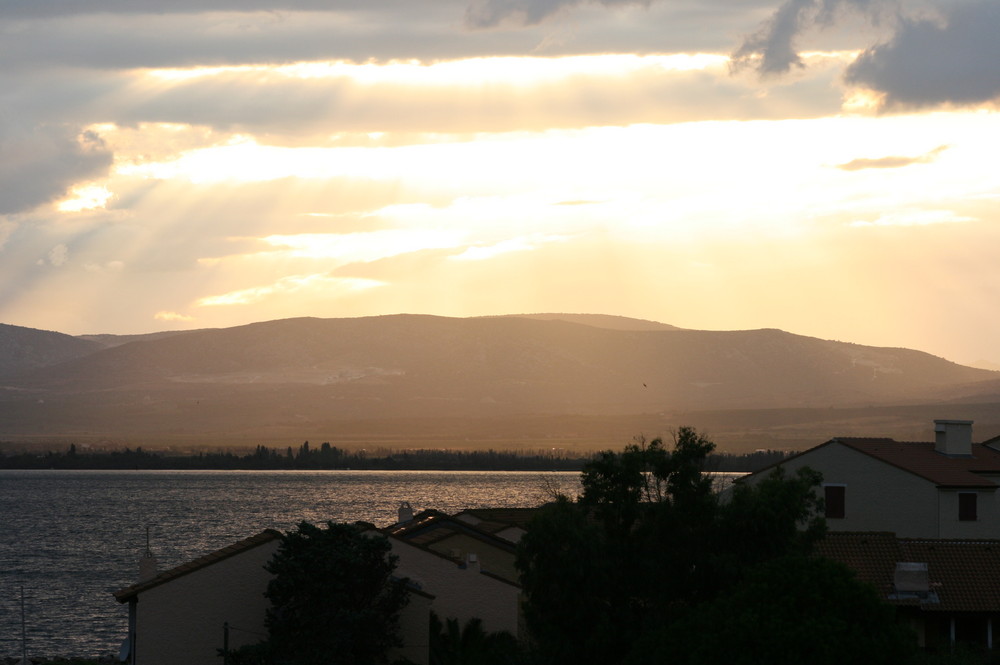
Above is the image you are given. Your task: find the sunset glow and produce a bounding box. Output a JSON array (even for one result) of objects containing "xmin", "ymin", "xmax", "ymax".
[{"xmin": 2, "ymin": 1, "xmax": 999, "ymax": 366}]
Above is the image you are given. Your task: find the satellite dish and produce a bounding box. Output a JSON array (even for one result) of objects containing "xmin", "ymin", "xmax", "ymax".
[{"xmin": 119, "ymin": 636, "xmax": 131, "ymax": 662}]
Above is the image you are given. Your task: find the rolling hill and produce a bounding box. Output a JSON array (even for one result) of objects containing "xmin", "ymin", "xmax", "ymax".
[{"xmin": 1, "ymin": 314, "xmax": 998, "ymax": 451}]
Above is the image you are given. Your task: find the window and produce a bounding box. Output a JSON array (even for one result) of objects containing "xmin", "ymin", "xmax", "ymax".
[
  {"xmin": 959, "ymin": 492, "xmax": 978, "ymax": 521},
  {"xmin": 824, "ymin": 485, "xmax": 846, "ymax": 519}
]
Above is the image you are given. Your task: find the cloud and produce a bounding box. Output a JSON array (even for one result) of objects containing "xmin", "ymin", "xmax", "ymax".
[
  {"xmin": 845, "ymin": 1, "xmax": 1000, "ymax": 107},
  {"xmin": 155, "ymin": 310, "xmax": 195, "ymax": 322},
  {"xmin": 47, "ymin": 244, "xmax": 69, "ymax": 267},
  {"xmin": 734, "ymin": 0, "xmax": 1000, "ymax": 109},
  {"xmin": 196, "ymin": 273, "xmax": 383, "ymax": 307},
  {"xmin": 464, "ymin": 0, "xmax": 649, "ymax": 28},
  {"xmin": 731, "ymin": 0, "xmax": 887, "ymax": 75},
  {"xmin": 849, "ymin": 209, "xmax": 976, "ymax": 227},
  {"xmin": 0, "ymin": 125, "xmax": 113, "ymax": 214},
  {"xmin": 449, "ymin": 234, "xmax": 567, "ymax": 261},
  {"xmin": 85, "ymin": 54, "xmax": 845, "ymax": 145},
  {"xmin": 0, "ymin": 220, "xmax": 15, "ymax": 251},
  {"xmin": 835, "ymin": 144, "xmax": 948, "ymax": 170}
]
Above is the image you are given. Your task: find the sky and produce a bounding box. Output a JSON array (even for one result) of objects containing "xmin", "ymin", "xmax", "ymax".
[{"xmin": 1, "ymin": 0, "xmax": 998, "ymax": 366}]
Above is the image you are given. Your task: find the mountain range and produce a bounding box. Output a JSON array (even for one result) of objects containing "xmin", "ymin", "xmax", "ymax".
[{"xmin": 2, "ymin": 314, "xmax": 998, "ymax": 452}]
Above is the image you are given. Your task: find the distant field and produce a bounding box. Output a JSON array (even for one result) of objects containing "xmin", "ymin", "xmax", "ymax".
[{"xmin": 4, "ymin": 401, "xmax": 999, "ymax": 455}]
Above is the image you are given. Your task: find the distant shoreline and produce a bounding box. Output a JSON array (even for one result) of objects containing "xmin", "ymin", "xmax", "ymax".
[{"xmin": 0, "ymin": 443, "xmax": 788, "ymax": 473}]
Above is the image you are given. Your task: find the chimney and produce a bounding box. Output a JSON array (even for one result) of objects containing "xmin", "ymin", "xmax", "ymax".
[
  {"xmin": 465, "ymin": 552, "xmax": 481, "ymax": 573},
  {"xmin": 934, "ymin": 419, "xmax": 973, "ymax": 457},
  {"xmin": 397, "ymin": 501, "xmax": 414, "ymax": 524}
]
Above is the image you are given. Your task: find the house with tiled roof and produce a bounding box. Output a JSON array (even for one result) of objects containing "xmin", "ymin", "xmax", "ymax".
[
  {"xmin": 114, "ymin": 529, "xmax": 435, "ymax": 665},
  {"xmin": 817, "ymin": 532, "xmax": 1000, "ymax": 651},
  {"xmin": 113, "ymin": 511, "xmax": 524, "ymax": 665},
  {"xmin": 383, "ymin": 505, "xmax": 524, "ymax": 638},
  {"xmin": 115, "ymin": 530, "xmax": 279, "ymax": 665},
  {"xmin": 386, "ymin": 507, "xmax": 521, "ymax": 584},
  {"xmin": 452, "ymin": 507, "xmax": 536, "ymax": 543},
  {"xmin": 741, "ymin": 419, "xmax": 1000, "ymax": 539}
]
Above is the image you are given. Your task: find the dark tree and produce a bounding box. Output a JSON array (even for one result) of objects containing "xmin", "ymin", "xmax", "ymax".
[
  {"xmin": 517, "ymin": 428, "xmax": 719, "ymax": 665},
  {"xmin": 516, "ymin": 427, "xmax": 905, "ymax": 665},
  {"xmin": 258, "ymin": 521, "xmax": 410, "ymax": 665},
  {"xmin": 429, "ymin": 612, "xmax": 524, "ymax": 665},
  {"xmin": 634, "ymin": 555, "xmax": 916, "ymax": 665}
]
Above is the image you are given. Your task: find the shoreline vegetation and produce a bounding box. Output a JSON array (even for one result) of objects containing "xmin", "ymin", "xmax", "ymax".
[{"xmin": 0, "ymin": 442, "xmax": 789, "ymax": 472}]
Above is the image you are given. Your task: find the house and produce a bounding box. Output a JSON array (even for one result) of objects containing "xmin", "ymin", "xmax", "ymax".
[
  {"xmin": 115, "ymin": 530, "xmax": 283, "ymax": 665},
  {"xmin": 114, "ymin": 511, "xmax": 523, "ymax": 665},
  {"xmin": 386, "ymin": 508, "xmax": 521, "ymax": 584},
  {"xmin": 452, "ymin": 507, "xmax": 536, "ymax": 544},
  {"xmin": 741, "ymin": 420, "xmax": 1000, "ymax": 539},
  {"xmin": 385, "ymin": 506, "xmax": 525, "ymax": 637},
  {"xmin": 817, "ymin": 531, "xmax": 1000, "ymax": 652}
]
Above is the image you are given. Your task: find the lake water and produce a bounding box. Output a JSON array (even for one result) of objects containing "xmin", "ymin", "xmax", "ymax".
[{"xmin": 0, "ymin": 469, "xmax": 584, "ymax": 659}]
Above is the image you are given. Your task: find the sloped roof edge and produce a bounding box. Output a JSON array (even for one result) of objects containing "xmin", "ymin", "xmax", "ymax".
[{"xmin": 114, "ymin": 529, "xmax": 282, "ymax": 603}]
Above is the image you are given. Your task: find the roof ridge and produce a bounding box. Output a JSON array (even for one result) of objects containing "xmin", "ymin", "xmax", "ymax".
[{"xmin": 114, "ymin": 529, "xmax": 281, "ymax": 602}]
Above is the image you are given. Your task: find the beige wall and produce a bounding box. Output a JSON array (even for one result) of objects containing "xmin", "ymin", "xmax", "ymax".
[
  {"xmin": 391, "ymin": 538, "xmax": 522, "ymax": 638},
  {"xmin": 746, "ymin": 443, "xmax": 940, "ymax": 537},
  {"xmin": 133, "ymin": 538, "xmax": 433, "ymax": 665},
  {"xmin": 425, "ymin": 533, "xmax": 519, "ymax": 583},
  {"xmin": 747, "ymin": 442, "xmax": 1000, "ymax": 538},
  {"xmin": 393, "ymin": 593, "xmax": 432, "ymax": 665},
  {"xmin": 937, "ymin": 488, "xmax": 1000, "ymax": 539},
  {"xmin": 135, "ymin": 540, "xmax": 278, "ymax": 665}
]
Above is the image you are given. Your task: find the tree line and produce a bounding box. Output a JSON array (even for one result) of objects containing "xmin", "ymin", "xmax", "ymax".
[{"xmin": 0, "ymin": 441, "xmax": 790, "ymax": 472}]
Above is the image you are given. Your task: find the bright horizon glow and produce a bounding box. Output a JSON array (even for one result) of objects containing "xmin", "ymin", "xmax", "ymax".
[{"xmin": 4, "ymin": 3, "xmax": 1000, "ymax": 368}]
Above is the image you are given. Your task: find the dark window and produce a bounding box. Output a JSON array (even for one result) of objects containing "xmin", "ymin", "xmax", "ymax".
[
  {"xmin": 959, "ymin": 492, "xmax": 978, "ymax": 521},
  {"xmin": 824, "ymin": 485, "xmax": 845, "ymax": 519}
]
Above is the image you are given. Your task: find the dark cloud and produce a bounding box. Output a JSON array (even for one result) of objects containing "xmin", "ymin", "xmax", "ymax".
[
  {"xmin": 0, "ymin": 0, "xmax": 392, "ymax": 19},
  {"xmin": 845, "ymin": 1, "xmax": 1000, "ymax": 107},
  {"xmin": 835, "ymin": 144, "xmax": 948, "ymax": 170},
  {"xmin": 0, "ymin": 2, "xmax": 774, "ymax": 73},
  {"xmin": 464, "ymin": 0, "xmax": 650, "ymax": 28},
  {"xmin": 731, "ymin": 0, "xmax": 888, "ymax": 75},
  {"xmin": 0, "ymin": 125, "xmax": 113, "ymax": 214},
  {"xmin": 734, "ymin": 0, "xmax": 1000, "ymax": 108}
]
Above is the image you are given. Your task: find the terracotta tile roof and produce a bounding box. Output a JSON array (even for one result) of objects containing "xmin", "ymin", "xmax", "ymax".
[
  {"xmin": 816, "ymin": 532, "xmax": 1000, "ymax": 612},
  {"xmin": 385, "ymin": 509, "xmax": 517, "ymax": 554},
  {"xmin": 745, "ymin": 437, "xmax": 1000, "ymax": 489},
  {"xmin": 114, "ymin": 529, "xmax": 281, "ymax": 603},
  {"xmin": 454, "ymin": 508, "xmax": 539, "ymax": 529},
  {"xmin": 833, "ymin": 439, "xmax": 1000, "ymax": 488}
]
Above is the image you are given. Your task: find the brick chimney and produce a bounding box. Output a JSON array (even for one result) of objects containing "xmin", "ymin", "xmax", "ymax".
[{"xmin": 934, "ymin": 419, "xmax": 973, "ymax": 457}]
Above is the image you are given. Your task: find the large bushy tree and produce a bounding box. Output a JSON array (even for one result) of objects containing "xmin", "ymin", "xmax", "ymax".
[
  {"xmin": 233, "ymin": 521, "xmax": 410, "ymax": 665},
  {"xmin": 516, "ymin": 427, "xmax": 915, "ymax": 665}
]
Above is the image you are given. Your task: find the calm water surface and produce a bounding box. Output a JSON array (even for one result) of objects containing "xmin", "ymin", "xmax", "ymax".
[{"xmin": 0, "ymin": 469, "xmax": 582, "ymax": 658}]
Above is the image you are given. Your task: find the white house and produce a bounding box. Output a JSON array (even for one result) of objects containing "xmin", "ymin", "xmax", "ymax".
[
  {"xmin": 742, "ymin": 419, "xmax": 1000, "ymax": 539},
  {"xmin": 385, "ymin": 508, "xmax": 524, "ymax": 637},
  {"xmin": 114, "ymin": 515, "xmax": 522, "ymax": 665}
]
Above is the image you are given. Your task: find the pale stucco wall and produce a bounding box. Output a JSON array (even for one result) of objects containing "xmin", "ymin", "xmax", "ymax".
[
  {"xmin": 134, "ymin": 537, "xmax": 432, "ymax": 665},
  {"xmin": 135, "ymin": 540, "xmax": 278, "ymax": 665},
  {"xmin": 391, "ymin": 538, "xmax": 522, "ymax": 638},
  {"xmin": 425, "ymin": 532, "xmax": 519, "ymax": 583},
  {"xmin": 746, "ymin": 443, "xmax": 940, "ymax": 537},
  {"xmin": 937, "ymin": 488, "xmax": 1000, "ymax": 539},
  {"xmin": 393, "ymin": 592, "xmax": 432, "ymax": 665}
]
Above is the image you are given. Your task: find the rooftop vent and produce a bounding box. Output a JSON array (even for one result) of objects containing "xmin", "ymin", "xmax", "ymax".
[{"xmin": 934, "ymin": 419, "xmax": 973, "ymax": 457}]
